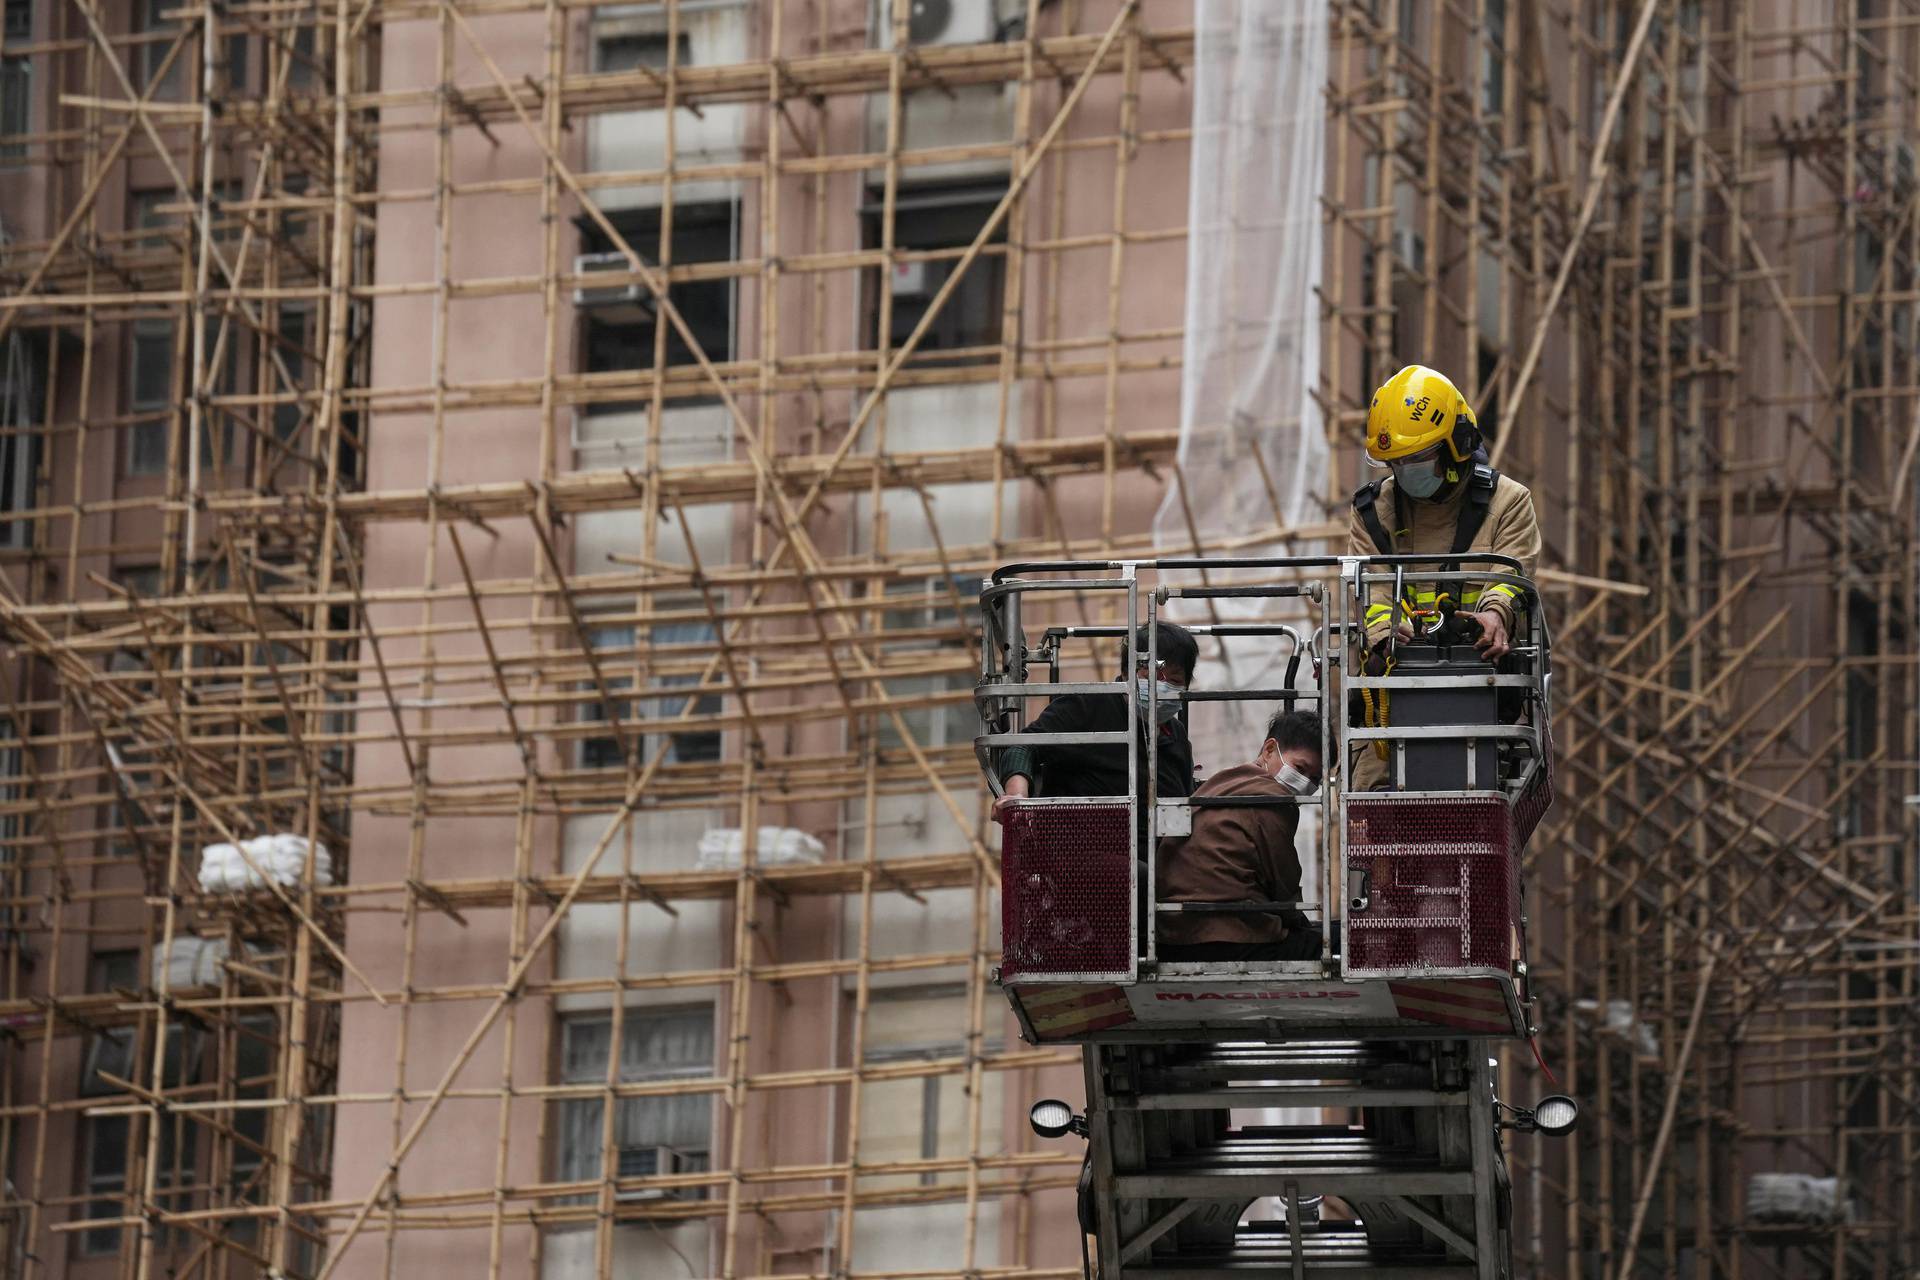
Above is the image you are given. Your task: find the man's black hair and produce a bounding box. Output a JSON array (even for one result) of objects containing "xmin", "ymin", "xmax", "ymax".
[
  {"xmin": 1265, "ymin": 708, "xmax": 1322, "ymax": 754},
  {"xmin": 1122, "ymin": 623, "xmax": 1199, "ymax": 682}
]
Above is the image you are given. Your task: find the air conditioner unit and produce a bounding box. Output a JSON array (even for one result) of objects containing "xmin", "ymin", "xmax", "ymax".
[
  {"xmin": 615, "ymin": 1146, "xmax": 701, "ymax": 1201},
  {"xmin": 572, "ymin": 252, "xmax": 657, "ymax": 322},
  {"xmin": 890, "ymin": 259, "xmax": 931, "ymax": 298},
  {"xmin": 1391, "ymin": 227, "xmax": 1425, "ymax": 273},
  {"xmin": 881, "ymin": 0, "xmax": 998, "ymax": 47}
]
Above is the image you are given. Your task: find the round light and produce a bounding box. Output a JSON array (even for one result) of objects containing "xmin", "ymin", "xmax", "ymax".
[
  {"xmin": 1029, "ymin": 1098, "xmax": 1076, "ymax": 1140},
  {"xmin": 1532, "ymin": 1095, "xmax": 1579, "ymax": 1137}
]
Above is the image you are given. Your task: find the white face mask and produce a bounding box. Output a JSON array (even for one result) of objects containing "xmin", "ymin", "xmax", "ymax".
[
  {"xmin": 1274, "ymin": 761, "xmax": 1318, "ymax": 795},
  {"xmin": 1134, "ymin": 678, "xmax": 1183, "ymax": 726}
]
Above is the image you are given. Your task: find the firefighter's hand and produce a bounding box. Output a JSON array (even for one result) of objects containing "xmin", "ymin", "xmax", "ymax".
[
  {"xmin": 992, "ymin": 775, "xmax": 1031, "ymax": 823},
  {"xmin": 1469, "ymin": 611, "xmax": 1510, "ymax": 660}
]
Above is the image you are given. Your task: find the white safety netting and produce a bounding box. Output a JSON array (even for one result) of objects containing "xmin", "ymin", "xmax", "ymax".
[{"xmin": 1157, "ymin": 0, "xmax": 1328, "ymax": 553}]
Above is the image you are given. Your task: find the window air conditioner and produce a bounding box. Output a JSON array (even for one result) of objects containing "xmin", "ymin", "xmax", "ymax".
[
  {"xmin": 572, "ymin": 252, "xmax": 656, "ymax": 323},
  {"xmin": 890, "ymin": 259, "xmax": 931, "ymax": 298},
  {"xmin": 1391, "ymin": 227, "xmax": 1425, "ymax": 274},
  {"xmin": 614, "ymin": 1146, "xmax": 699, "ymax": 1201},
  {"xmin": 883, "ymin": 0, "xmax": 998, "ymax": 47}
]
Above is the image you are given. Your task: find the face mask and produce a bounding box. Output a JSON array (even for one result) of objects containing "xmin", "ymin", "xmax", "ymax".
[
  {"xmin": 1274, "ymin": 761, "xmax": 1318, "ymax": 795},
  {"xmin": 1134, "ymin": 679, "xmax": 1183, "ymax": 726},
  {"xmin": 1392, "ymin": 459, "xmax": 1444, "ymax": 499}
]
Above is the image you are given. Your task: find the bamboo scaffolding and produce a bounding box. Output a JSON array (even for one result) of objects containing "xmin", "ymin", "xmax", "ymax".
[{"xmin": 0, "ymin": 0, "xmax": 1914, "ymax": 1277}]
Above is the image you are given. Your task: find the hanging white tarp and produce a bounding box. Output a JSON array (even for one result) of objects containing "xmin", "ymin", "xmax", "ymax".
[{"xmin": 1157, "ymin": 0, "xmax": 1328, "ymax": 552}]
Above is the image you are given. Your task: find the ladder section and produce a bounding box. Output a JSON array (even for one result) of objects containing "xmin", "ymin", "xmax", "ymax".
[{"xmin": 1084, "ymin": 1039, "xmax": 1509, "ymax": 1278}]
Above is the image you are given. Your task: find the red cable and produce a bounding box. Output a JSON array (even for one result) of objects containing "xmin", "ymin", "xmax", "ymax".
[{"xmin": 1527, "ymin": 1031, "xmax": 1560, "ymax": 1089}]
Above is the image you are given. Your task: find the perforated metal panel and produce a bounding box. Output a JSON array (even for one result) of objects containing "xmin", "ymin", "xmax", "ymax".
[
  {"xmin": 999, "ymin": 801, "xmax": 1134, "ymax": 981},
  {"xmin": 1512, "ymin": 729, "xmax": 1555, "ymax": 851},
  {"xmin": 1345, "ymin": 795, "xmax": 1518, "ymax": 976}
]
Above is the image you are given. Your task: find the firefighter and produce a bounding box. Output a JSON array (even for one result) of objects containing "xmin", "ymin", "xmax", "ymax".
[{"xmin": 1347, "ymin": 364, "xmax": 1541, "ymax": 786}]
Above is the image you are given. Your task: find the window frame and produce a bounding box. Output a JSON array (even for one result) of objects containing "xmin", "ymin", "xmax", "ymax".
[
  {"xmin": 854, "ymin": 985, "xmax": 1005, "ymax": 1188},
  {"xmin": 552, "ymin": 1005, "xmax": 717, "ymax": 1198},
  {"xmin": 139, "ymin": 0, "xmax": 186, "ymax": 100},
  {"xmin": 0, "ymin": 0, "xmax": 29, "ymax": 165},
  {"xmin": 858, "ymin": 184, "xmax": 1008, "ymax": 364},
  {"xmin": 125, "ymin": 318, "xmax": 176, "ymax": 475},
  {"xmin": 576, "ymin": 200, "xmax": 739, "ymax": 393},
  {"xmin": 577, "ymin": 596, "xmax": 724, "ymax": 770}
]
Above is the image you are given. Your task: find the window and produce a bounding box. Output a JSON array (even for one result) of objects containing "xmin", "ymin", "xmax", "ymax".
[
  {"xmin": 224, "ymin": 1014, "xmax": 276, "ymax": 1243},
  {"xmin": 127, "ymin": 319, "xmax": 175, "ymax": 474},
  {"xmin": 0, "ymin": 331, "xmax": 43, "ymax": 546},
  {"xmin": 271, "ymin": 305, "xmax": 312, "ymax": 443},
  {"xmin": 0, "ymin": 716, "xmax": 19, "ymax": 932},
  {"xmin": 873, "ymin": 575, "xmax": 979, "ymax": 752},
  {"xmin": 1, "ymin": 0, "xmax": 28, "ymax": 163},
  {"xmin": 648, "ymin": 606, "xmax": 722, "ymax": 764},
  {"xmin": 284, "ymin": 12, "xmax": 317, "ymax": 89},
  {"xmin": 221, "ymin": 9, "xmax": 247, "ymax": 94},
  {"xmin": 579, "ymin": 621, "xmax": 635, "ymax": 771},
  {"xmin": 124, "ymin": 316, "xmax": 238, "ymax": 474},
  {"xmin": 882, "ymin": 574, "xmax": 983, "ymax": 640},
  {"xmin": 132, "ymin": 181, "xmax": 243, "ymax": 249},
  {"xmin": 1479, "ymin": 0, "xmax": 1505, "ymax": 116},
  {"xmin": 856, "ymin": 986, "xmax": 1003, "ymax": 1188},
  {"xmin": 78, "ymin": 951, "xmax": 138, "ymax": 1257},
  {"xmin": 861, "ymin": 185, "xmax": 1006, "ymax": 363},
  {"xmin": 129, "ymin": 188, "xmax": 179, "ymax": 251},
  {"xmin": 140, "ymin": 0, "xmax": 184, "ymax": 100},
  {"xmin": 553, "ymin": 1007, "xmax": 713, "ymax": 1196},
  {"xmin": 578, "ymin": 602, "xmax": 722, "ymax": 769},
  {"xmin": 594, "ymin": 30, "xmax": 687, "ymax": 73},
  {"xmin": 577, "ymin": 202, "xmax": 737, "ymax": 391}
]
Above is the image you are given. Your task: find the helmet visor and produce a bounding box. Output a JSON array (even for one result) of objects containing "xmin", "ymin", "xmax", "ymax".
[{"xmin": 1368, "ymin": 441, "xmax": 1444, "ymax": 471}]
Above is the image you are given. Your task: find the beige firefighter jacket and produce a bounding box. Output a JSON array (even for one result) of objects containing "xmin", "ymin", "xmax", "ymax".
[{"xmin": 1346, "ymin": 471, "xmax": 1542, "ymax": 648}]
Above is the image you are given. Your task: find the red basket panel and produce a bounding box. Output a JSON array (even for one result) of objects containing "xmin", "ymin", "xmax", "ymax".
[
  {"xmin": 1345, "ymin": 795, "xmax": 1518, "ymax": 976},
  {"xmin": 999, "ymin": 801, "xmax": 1134, "ymax": 980},
  {"xmin": 1512, "ymin": 726, "xmax": 1555, "ymax": 851}
]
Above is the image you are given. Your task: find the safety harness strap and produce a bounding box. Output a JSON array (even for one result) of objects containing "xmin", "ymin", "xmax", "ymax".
[
  {"xmin": 1445, "ymin": 451, "xmax": 1500, "ymax": 565},
  {"xmin": 1351, "ymin": 457, "xmax": 1501, "ymax": 562},
  {"xmin": 1351, "ymin": 480, "xmax": 1395, "ymax": 556}
]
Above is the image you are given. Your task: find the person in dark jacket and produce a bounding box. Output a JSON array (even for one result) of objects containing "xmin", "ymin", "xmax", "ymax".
[
  {"xmin": 991, "ymin": 623, "xmax": 1200, "ymax": 823},
  {"xmin": 1156, "ymin": 709, "xmax": 1325, "ymax": 962}
]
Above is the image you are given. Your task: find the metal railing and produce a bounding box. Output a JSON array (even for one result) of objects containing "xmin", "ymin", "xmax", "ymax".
[{"xmin": 975, "ymin": 553, "xmax": 1553, "ymax": 974}]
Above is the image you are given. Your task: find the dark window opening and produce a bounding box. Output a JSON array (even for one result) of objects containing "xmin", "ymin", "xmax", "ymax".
[
  {"xmin": 1, "ymin": 0, "xmax": 28, "ymax": 163},
  {"xmin": 141, "ymin": 0, "xmax": 185, "ymax": 99},
  {"xmin": 0, "ymin": 331, "xmax": 44, "ymax": 546},
  {"xmin": 860, "ymin": 184, "xmax": 1007, "ymax": 365},
  {"xmin": 578, "ymin": 604, "xmax": 723, "ymax": 770},
  {"xmin": 577, "ymin": 202, "xmax": 737, "ymax": 400},
  {"xmin": 594, "ymin": 30, "xmax": 688, "ymax": 74}
]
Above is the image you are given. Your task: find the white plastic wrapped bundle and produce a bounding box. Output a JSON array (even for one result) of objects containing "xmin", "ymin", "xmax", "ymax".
[
  {"xmin": 197, "ymin": 833, "xmax": 334, "ymax": 893},
  {"xmin": 151, "ymin": 935, "xmax": 238, "ymax": 988},
  {"xmin": 694, "ymin": 826, "xmax": 825, "ymax": 871},
  {"xmin": 1747, "ymin": 1173, "xmax": 1853, "ymax": 1225}
]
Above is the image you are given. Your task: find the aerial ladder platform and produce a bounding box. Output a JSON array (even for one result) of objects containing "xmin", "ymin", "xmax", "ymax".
[{"xmin": 974, "ymin": 554, "xmax": 1575, "ymax": 1279}]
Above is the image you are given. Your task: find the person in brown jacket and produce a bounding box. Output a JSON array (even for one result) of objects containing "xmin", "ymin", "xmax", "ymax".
[
  {"xmin": 1156, "ymin": 709, "xmax": 1325, "ymax": 962},
  {"xmin": 1347, "ymin": 364, "xmax": 1541, "ymax": 790}
]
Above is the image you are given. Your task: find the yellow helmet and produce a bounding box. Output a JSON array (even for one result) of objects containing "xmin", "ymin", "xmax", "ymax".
[{"xmin": 1365, "ymin": 365, "xmax": 1479, "ymax": 465}]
